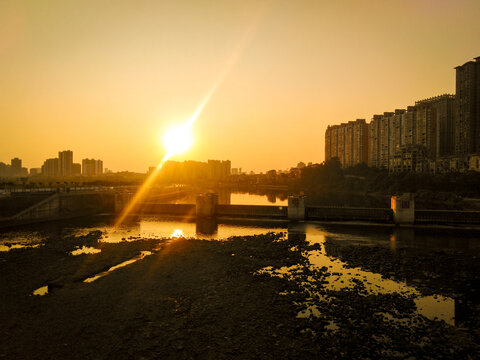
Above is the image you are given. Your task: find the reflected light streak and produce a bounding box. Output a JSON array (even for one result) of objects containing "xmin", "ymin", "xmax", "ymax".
[{"xmin": 114, "ymin": 2, "xmax": 271, "ymax": 228}]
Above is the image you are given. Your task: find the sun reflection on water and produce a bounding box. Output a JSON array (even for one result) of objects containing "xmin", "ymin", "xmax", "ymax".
[{"xmin": 170, "ymin": 229, "xmax": 184, "ymax": 239}]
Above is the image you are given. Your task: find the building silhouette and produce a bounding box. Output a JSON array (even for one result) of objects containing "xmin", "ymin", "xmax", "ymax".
[{"xmin": 157, "ymin": 159, "xmax": 232, "ymax": 183}]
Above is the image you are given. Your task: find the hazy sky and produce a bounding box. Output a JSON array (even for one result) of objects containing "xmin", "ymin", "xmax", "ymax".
[{"xmin": 1, "ymin": 0, "xmax": 479, "ymax": 172}]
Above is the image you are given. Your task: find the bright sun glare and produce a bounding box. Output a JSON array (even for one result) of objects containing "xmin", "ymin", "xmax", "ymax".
[{"xmin": 162, "ymin": 123, "xmax": 193, "ymax": 158}]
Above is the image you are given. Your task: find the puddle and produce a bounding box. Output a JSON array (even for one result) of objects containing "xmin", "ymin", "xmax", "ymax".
[
  {"xmin": 0, "ymin": 231, "xmax": 45, "ymax": 251},
  {"xmin": 258, "ymin": 225, "xmax": 456, "ymax": 326},
  {"xmin": 0, "ymin": 244, "xmax": 41, "ymax": 252},
  {"xmin": 414, "ymin": 295, "xmax": 455, "ymax": 324},
  {"xmin": 32, "ymin": 286, "xmax": 48, "ymax": 296},
  {"xmin": 84, "ymin": 251, "xmax": 152, "ymax": 283},
  {"xmin": 71, "ymin": 246, "xmax": 101, "ymax": 256}
]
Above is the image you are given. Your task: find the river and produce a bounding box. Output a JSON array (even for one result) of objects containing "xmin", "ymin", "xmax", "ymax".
[{"xmin": 0, "ymin": 193, "xmax": 479, "ymax": 333}]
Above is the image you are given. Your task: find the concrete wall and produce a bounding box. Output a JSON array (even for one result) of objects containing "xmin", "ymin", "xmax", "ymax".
[
  {"xmin": 415, "ymin": 210, "xmax": 480, "ymax": 224},
  {"xmin": 217, "ymin": 204, "xmax": 287, "ymax": 219},
  {"xmin": 0, "ymin": 192, "xmax": 116, "ymax": 228},
  {"xmin": 0, "ymin": 194, "xmax": 51, "ymax": 218},
  {"xmin": 13, "ymin": 194, "xmax": 60, "ymax": 221},
  {"xmin": 59, "ymin": 193, "xmax": 115, "ymax": 216},
  {"xmin": 139, "ymin": 203, "xmax": 196, "ymax": 217},
  {"xmin": 306, "ymin": 206, "xmax": 393, "ymax": 222}
]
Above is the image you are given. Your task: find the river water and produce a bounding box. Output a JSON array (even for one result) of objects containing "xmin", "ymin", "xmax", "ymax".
[{"xmin": 1, "ymin": 193, "xmax": 479, "ymax": 330}]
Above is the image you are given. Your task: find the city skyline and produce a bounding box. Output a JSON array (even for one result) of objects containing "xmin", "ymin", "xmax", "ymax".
[{"xmin": 1, "ymin": 1, "xmax": 480, "ymax": 172}]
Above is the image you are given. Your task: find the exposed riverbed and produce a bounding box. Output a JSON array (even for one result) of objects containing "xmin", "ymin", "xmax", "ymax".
[{"xmin": 0, "ymin": 217, "xmax": 479, "ymax": 359}]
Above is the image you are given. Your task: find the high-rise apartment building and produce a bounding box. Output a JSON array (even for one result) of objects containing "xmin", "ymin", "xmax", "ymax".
[
  {"xmin": 325, "ymin": 126, "xmax": 332, "ymax": 161},
  {"xmin": 325, "ymin": 119, "xmax": 368, "ymax": 167},
  {"xmin": 378, "ymin": 112, "xmax": 393, "ymax": 169},
  {"xmin": 331, "ymin": 125, "xmax": 339, "ymax": 159},
  {"xmin": 415, "ymin": 95, "xmax": 455, "ymax": 158},
  {"xmin": 344, "ymin": 121, "xmax": 354, "ymax": 167},
  {"xmin": 414, "ymin": 101, "xmax": 436, "ymax": 159},
  {"xmin": 337, "ymin": 125, "xmax": 346, "ymax": 165},
  {"xmin": 455, "ymin": 57, "xmax": 480, "ymax": 155},
  {"xmin": 367, "ymin": 115, "xmax": 381, "ymax": 168},
  {"xmin": 353, "ymin": 119, "xmax": 368, "ymax": 165},
  {"xmin": 401, "ymin": 107, "xmax": 415, "ymax": 147},
  {"xmin": 325, "ymin": 125, "xmax": 340, "ymax": 163},
  {"xmin": 388, "ymin": 110, "xmax": 404, "ymax": 169},
  {"xmin": 58, "ymin": 150, "xmax": 73, "ymax": 176}
]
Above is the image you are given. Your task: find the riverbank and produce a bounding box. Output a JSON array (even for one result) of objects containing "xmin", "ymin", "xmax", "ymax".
[{"xmin": 0, "ymin": 230, "xmax": 479, "ymax": 359}]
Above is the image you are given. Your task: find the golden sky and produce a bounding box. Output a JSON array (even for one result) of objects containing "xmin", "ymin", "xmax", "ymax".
[{"xmin": 1, "ymin": 0, "xmax": 479, "ymax": 173}]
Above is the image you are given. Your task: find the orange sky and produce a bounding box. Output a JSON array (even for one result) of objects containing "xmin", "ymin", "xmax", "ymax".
[{"xmin": 1, "ymin": 0, "xmax": 479, "ymax": 173}]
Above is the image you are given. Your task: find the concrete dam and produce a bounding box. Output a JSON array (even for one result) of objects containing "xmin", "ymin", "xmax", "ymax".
[{"xmin": 1, "ymin": 190, "xmax": 480, "ymax": 228}]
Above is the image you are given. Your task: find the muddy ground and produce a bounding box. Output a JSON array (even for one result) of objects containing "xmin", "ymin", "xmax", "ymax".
[{"xmin": 0, "ymin": 231, "xmax": 479, "ymax": 359}]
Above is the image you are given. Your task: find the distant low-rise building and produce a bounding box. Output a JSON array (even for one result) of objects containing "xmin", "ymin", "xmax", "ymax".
[
  {"xmin": 72, "ymin": 163, "xmax": 81, "ymax": 176},
  {"xmin": 30, "ymin": 168, "xmax": 42, "ymax": 176},
  {"xmin": 10, "ymin": 158, "xmax": 22, "ymax": 177},
  {"xmin": 82, "ymin": 159, "xmax": 103, "ymax": 176},
  {"xmin": 0, "ymin": 162, "xmax": 9, "ymax": 178}
]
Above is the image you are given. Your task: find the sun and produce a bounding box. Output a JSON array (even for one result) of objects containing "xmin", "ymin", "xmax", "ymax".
[{"xmin": 161, "ymin": 123, "xmax": 193, "ymax": 158}]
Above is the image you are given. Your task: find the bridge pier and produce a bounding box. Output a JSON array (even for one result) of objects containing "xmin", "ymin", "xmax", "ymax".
[
  {"xmin": 391, "ymin": 193, "xmax": 415, "ymax": 225},
  {"xmin": 196, "ymin": 193, "xmax": 218, "ymax": 218},
  {"xmin": 114, "ymin": 193, "xmax": 133, "ymax": 212},
  {"xmin": 288, "ymin": 196, "xmax": 306, "ymax": 221}
]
